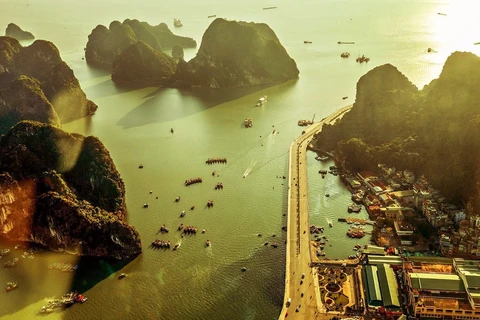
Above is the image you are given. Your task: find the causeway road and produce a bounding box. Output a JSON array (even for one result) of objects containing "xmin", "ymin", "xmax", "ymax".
[{"xmin": 279, "ymin": 105, "xmax": 352, "ymax": 320}]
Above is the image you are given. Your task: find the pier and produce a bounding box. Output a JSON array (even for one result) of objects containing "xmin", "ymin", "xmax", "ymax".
[{"xmin": 279, "ymin": 105, "xmax": 352, "ymax": 319}]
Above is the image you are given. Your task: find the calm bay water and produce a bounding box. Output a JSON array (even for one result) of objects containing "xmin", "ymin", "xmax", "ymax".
[{"xmin": 1, "ymin": 0, "xmax": 480, "ymax": 319}]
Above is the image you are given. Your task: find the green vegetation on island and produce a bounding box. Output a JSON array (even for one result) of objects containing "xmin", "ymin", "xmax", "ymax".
[
  {"xmin": 0, "ymin": 121, "xmax": 141, "ymax": 259},
  {"xmin": 312, "ymin": 51, "xmax": 480, "ymax": 214},
  {"xmin": 0, "ymin": 36, "xmax": 97, "ymax": 127},
  {"xmin": 85, "ymin": 19, "xmax": 196, "ymax": 67}
]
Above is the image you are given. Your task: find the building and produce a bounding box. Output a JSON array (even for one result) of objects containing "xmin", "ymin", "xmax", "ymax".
[
  {"xmin": 403, "ymin": 258, "xmax": 480, "ymax": 319},
  {"xmin": 362, "ymin": 264, "xmax": 401, "ymax": 313},
  {"xmin": 363, "ymin": 265, "xmax": 383, "ymax": 310}
]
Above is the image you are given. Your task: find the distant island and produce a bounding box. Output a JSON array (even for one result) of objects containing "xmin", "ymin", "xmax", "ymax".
[
  {"xmin": 0, "ymin": 36, "xmax": 97, "ymax": 131},
  {"xmin": 85, "ymin": 19, "xmax": 197, "ymax": 67},
  {"xmin": 88, "ymin": 18, "xmax": 299, "ymax": 88},
  {"xmin": 312, "ymin": 51, "xmax": 480, "ymax": 214},
  {"xmin": 5, "ymin": 23, "xmax": 34, "ymax": 40}
]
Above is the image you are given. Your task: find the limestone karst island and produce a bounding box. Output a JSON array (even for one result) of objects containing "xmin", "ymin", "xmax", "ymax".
[{"xmin": 2, "ymin": 4, "xmax": 480, "ymax": 320}]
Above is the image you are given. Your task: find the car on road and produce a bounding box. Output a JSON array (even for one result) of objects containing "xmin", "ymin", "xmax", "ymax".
[
  {"xmin": 286, "ymin": 298, "xmax": 291, "ymax": 307},
  {"xmin": 295, "ymin": 305, "xmax": 301, "ymax": 312},
  {"xmin": 301, "ymin": 273, "xmax": 305, "ymax": 279}
]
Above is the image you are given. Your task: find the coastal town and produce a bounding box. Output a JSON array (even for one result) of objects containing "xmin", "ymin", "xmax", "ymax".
[{"xmin": 280, "ymin": 114, "xmax": 480, "ymax": 320}]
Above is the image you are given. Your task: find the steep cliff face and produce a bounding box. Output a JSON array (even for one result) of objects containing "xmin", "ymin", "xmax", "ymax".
[
  {"xmin": 112, "ymin": 41, "xmax": 176, "ymax": 86},
  {"xmin": 0, "ymin": 121, "xmax": 141, "ymax": 260},
  {"xmin": 0, "ymin": 36, "xmax": 97, "ymax": 123},
  {"xmin": 0, "ymin": 75, "xmax": 60, "ymax": 134},
  {"xmin": 312, "ymin": 51, "xmax": 480, "ymax": 215},
  {"xmin": 172, "ymin": 18, "xmax": 299, "ymax": 88},
  {"xmin": 5, "ymin": 23, "xmax": 34, "ymax": 40},
  {"xmin": 85, "ymin": 19, "xmax": 196, "ymax": 67}
]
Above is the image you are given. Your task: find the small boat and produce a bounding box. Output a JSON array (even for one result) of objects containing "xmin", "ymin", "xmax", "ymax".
[
  {"xmin": 241, "ymin": 267, "xmax": 247, "ymax": 272},
  {"xmin": 304, "ymin": 41, "xmax": 312, "ymax": 44},
  {"xmin": 191, "ymin": 206, "xmax": 195, "ymax": 210},
  {"xmin": 325, "ymin": 194, "xmax": 330, "ymax": 197},
  {"xmin": 208, "ymin": 15, "xmax": 216, "ymax": 18},
  {"xmin": 41, "ymin": 306, "xmax": 54, "ymax": 313},
  {"xmin": 175, "ymin": 196, "xmax": 180, "ymax": 202},
  {"xmin": 118, "ymin": 273, "xmax": 126, "ymax": 279},
  {"xmin": 180, "ymin": 210, "xmax": 186, "ymax": 217},
  {"xmin": 173, "ymin": 243, "xmax": 180, "ymax": 250},
  {"xmin": 340, "ymin": 52, "xmax": 350, "ymax": 58},
  {"xmin": 143, "ymin": 203, "xmax": 149, "ymax": 208},
  {"xmin": 173, "ymin": 18, "xmax": 183, "ymax": 27},
  {"xmin": 264, "ymin": 242, "xmax": 269, "ymax": 246},
  {"xmin": 263, "ymin": 6, "xmax": 277, "ymax": 10},
  {"xmin": 256, "ymin": 95, "xmax": 267, "ymax": 106},
  {"xmin": 206, "ymin": 240, "xmax": 211, "ymax": 247},
  {"xmin": 6, "ymin": 281, "xmax": 18, "ymax": 291},
  {"xmin": 475, "ymin": 42, "xmax": 480, "ymax": 45},
  {"xmin": 437, "ymin": 12, "xmax": 447, "ymax": 16},
  {"xmin": 178, "ymin": 224, "xmax": 184, "ymax": 231},
  {"xmin": 170, "ymin": 128, "xmax": 174, "ymax": 134},
  {"xmin": 244, "ymin": 118, "xmax": 253, "ymax": 128},
  {"xmin": 202, "ymin": 229, "xmax": 206, "ymax": 233},
  {"xmin": 328, "ymin": 222, "xmax": 333, "ymax": 227},
  {"xmin": 271, "ymin": 243, "xmax": 278, "ymax": 248},
  {"xmin": 138, "ymin": 164, "xmax": 143, "ymax": 169},
  {"xmin": 338, "ymin": 41, "xmax": 355, "ymax": 44},
  {"xmin": 272, "ymin": 129, "xmax": 276, "ymax": 134},
  {"xmin": 342, "ymin": 96, "xmax": 348, "ymax": 100}
]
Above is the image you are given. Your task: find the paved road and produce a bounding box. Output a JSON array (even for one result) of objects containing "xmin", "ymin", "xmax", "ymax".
[{"xmin": 279, "ymin": 106, "xmax": 352, "ymax": 320}]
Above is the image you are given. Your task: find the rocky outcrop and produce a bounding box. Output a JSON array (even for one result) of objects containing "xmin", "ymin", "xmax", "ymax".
[
  {"xmin": 171, "ymin": 18, "xmax": 299, "ymax": 88},
  {"xmin": 85, "ymin": 19, "xmax": 196, "ymax": 67},
  {"xmin": 171, "ymin": 45, "xmax": 184, "ymax": 60},
  {"xmin": 0, "ymin": 121, "xmax": 141, "ymax": 260},
  {"xmin": 0, "ymin": 36, "xmax": 97, "ymax": 123},
  {"xmin": 5, "ymin": 23, "xmax": 34, "ymax": 40},
  {"xmin": 112, "ymin": 41, "xmax": 176, "ymax": 86},
  {"xmin": 0, "ymin": 75, "xmax": 60, "ymax": 134}
]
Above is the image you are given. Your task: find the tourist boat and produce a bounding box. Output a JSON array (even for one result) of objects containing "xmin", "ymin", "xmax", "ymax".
[
  {"xmin": 244, "ymin": 118, "xmax": 252, "ymax": 128},
  {"xmin": 143, "ymin": 203, "xmax": 149, "ymax": 208},
  {"xmin": 159, "ymin": 225, "xmax": 169, "ymax": 233},
  {"xmin": 118, "ymin": 273, "xmax": 126, "ymax": 279},
  {"xmin": 175, "ymin": 196, "xmax": 180, "ymax": 202},
  {"xmin": 256, "ymin": 95, "xmax": 267, "ymax": 106},
  {"xmin": 180, "ymin": 210, "xmax": 186, "ymax": 217},
  {"xmin": 206, "ymin": 240, "xmax": 211, "ymax": 247},
  {"xmin": 41, "ymin": 306, "xmax": 54, "ymax": 313},
  {"xmin": 348, "ymin": 203, "xmax": 362, "ymax": 213},
  {"xmin": 202, "ymin": 229, "xmax": 206, "ymax": 233},
  {"xmin": 6, "ymin": 281, "xmax": 18, "ymax": 291},
  {"xmin": 173, "ymin": 18, "xmax": 183, "ymax": 27},
  {"xmin": 356, "ymin": 55, "xmax": 370, "ymax": 63}
]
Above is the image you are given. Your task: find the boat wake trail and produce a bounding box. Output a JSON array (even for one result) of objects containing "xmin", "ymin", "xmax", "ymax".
[{"xmin": 242, "ymin": 160, "xmax": 257, "ymax": 178}]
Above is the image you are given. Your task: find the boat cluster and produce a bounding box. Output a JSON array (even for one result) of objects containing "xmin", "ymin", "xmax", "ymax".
[
  {"xmin": 207, "ymin": 200, "xmax": 214, "ymax": 208},
  {"xmin": 356, "ymin": 55, "xmax": 370, "ymax": 63},
  {"xmin": 4, "ymin": 257, "xmax": 20, "ymax": 268},
  {"xmin": 185, "ymin": 177, "xmax": 202, "ymax": 186},
  {"xmin": 348, "ymin": 203, "xmax": 362, "ymax": 213},
  {"xmin": 310, "ymin": 225, "xmax": 324, "ymax": 234},
  {"xmin": 0, "ymin": 248, "xmax": 10, "ymax": 257},
  {"xmin": 6, "ymin": 281, "xmax": 18, "ymax": 292},
  {"xmin": 340, "ymin": 52, "xmax": 350, "ymax": 58},
  {"xmin": 348, "ymin": 252, "xmax": 361, "ymax": 259},
  {"xmin": 151, "ymin": 240, "xmax": 171, "ymax": 249},
  {"xmin": 214, "ymin": 182, "xmax": 224, "ymax": 190},
  {"xmin": 351, "ymin": 191, "xmax": 364, "ymax": 203},
  {"xmin": 48, "ymin": 262, "xmax": 79, "ymax": 272},
  {"xmin": 347, "ymin": 230, "xmax": 365, "ymax": 238},
  {"xmin": 159, "ymin": 225, "xmax": 169, "ymax": 233},
  {"xmin": 41, "ymin": 291, "xmax": 87, "ymax": 313},
  {"xmin": 182, "ymin": 225, "xmax": 198, "ymax": 234},
  {"xmin": 205, "ymin": 158, "xmax": 227, "ymax": 164}
]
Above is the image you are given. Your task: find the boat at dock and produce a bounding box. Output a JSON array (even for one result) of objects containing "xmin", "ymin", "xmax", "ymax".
[
  {"xmin": 244, "ymin": 118, "xmax": 252, "ymax": 127},
  {"xmin": 348, "ymin": 203, "xmax": 362, "ymax": 213},
  {"xmin": 173, "ymin": 18, "xmax": 183, "ymax": 27},
  {"xmin": 4, "ymin": 257, "xmax": 20, "ymax": 268},
  {"xmin": 6, "ymin": 281, "xmax": 18, "ymax": 292},
  {"xmin": 298, "ymin": 114, "xmax": 315, "ymax": 126}
]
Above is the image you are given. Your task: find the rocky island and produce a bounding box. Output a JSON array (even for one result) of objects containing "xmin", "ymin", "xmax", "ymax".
[
  {"xmin": 312, "ymin": 51, "xmax": 480, "ymax": 214},
  {"xmin": 85, "ymin": 19, "xmax": 196, "ymax": 67},
  {"xmin": 170, "ymin": 18, "xmax": 299, "ymax": 88},
  {"xmin": 5, "ymin": 23, "xmax": 34, "ymax": 40},
  {"xmin": 0, "ymin": 121, "xmax": 142, "ymax": 260},
  {"xmin": 0, "ymin": 36, "xmax": 97, "ymax": 126}
]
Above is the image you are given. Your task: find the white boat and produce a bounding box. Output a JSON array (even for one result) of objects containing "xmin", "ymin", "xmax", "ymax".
[
  {"xmin": 256, "ymin": 95, "xmax": 267, "ymax": 106},
  {"xmin": 173, "ymin": 18, "xmax": 183, "ymax": 27}
]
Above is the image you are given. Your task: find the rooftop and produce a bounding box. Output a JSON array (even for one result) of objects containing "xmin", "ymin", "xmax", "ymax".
[
  {"xmin": 410, "ymin": 273, "xmax": 464, "ymax": 292},
  {"xmin": 417, "ymin": 296, "xmax": 472, "ymax": 310}
]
